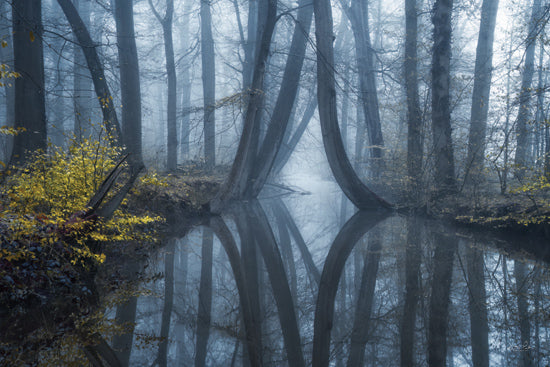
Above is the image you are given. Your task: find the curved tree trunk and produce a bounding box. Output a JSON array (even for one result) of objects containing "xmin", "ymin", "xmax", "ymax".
[
  {"xmin": 245, "ymin": 0, "xmax": 314, "ymax": 196},
  {"xmin": 312, "ymin": 0, "xmax": 392, "ymax": 210},
  {"xmin": 312, "ymin": 210, "xmax": 388, "ymax": 367},
  {"xmin": 210, "ymin": 0, "xmax": 277, "ymax": 213}
]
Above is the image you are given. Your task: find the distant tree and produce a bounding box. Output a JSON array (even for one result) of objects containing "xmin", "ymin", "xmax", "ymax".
[
  {"xmin": 148, "ymin": 0, "xmax": 178, "ymax": 171},
  {"xmin": 200, "ymin": 0, "xmax": 216, "ymax": 168},
  {"xmin": 514, "ymin": 0, "xmax": 542, "ymax": 180},
  {"xmin": 10, "ymin": 0, "xmax": 47, "ymax": 166},
  {"xmin": 431, "ymin": 0, "xmax": 456, "ymax": 196},
  {"xmin": 114, "ymin": 0, "xmax": 144, "ymax": 171},
  {"xmin": 405, "ymin": 0, "xmax": 423, "ymax": 200}
]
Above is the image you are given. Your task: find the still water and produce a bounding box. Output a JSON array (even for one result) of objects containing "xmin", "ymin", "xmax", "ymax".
[{"xmin": 111, "ymin": 186, "xmax": 550, "ymax": 367}]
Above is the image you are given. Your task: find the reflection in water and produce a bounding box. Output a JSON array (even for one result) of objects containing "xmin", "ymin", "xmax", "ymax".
[{"xmin": 109, "ymin": 198, "xmax": 550, "ymax": 367}]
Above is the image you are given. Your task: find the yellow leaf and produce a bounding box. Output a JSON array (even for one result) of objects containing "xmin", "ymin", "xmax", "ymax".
[{"xmin": 29, "ymin": 31, "xmax": 35, "ymax": 42}]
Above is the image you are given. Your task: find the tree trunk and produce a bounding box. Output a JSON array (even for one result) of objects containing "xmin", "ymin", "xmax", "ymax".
[
  {"xmin": 56, "ymin": 0, "xmax": 122, "ymax": 144},
  {"xmin": 466, "ymin": 243, "xmax": 489, "ymax": 367},
  {"xmin": 148, "ymin": 0, "xmax": 177, "ymax": 171},
  {"xmin": 431, "ymin": 0, "xmax": 456, "ymax": 196},
  {"xmin": 195, "ymin": 227, "xmax": 214, "ymax": 367},
  {"xmin": 209, "ymin": 217, "xmax": 263, "ymax": 367},
  {"xmin": 347, "ymin": 228, "xmax": 382, "ymax": 367},
  {"xmin": 400, "ymin": 217, "xmax": 422, "ymax": 367},
  {"xmin": 465, "ymin": 0, "xmax": 500, "ymax": 187},
  {"xmin": 73, "ymin": 0, "xmax": 93, "ymax": 141},
  {"xmin": 210, "ymin": 0, "xmax": 277, "ymax": 212},
  {"xmin": 312, "ymin": 211, "xmax": 388, "ymax": 367},
  {"xmin": 312, "ymin": 0, "xmax": 392, "ymax": 210},
  {"xmin": 179, "ymin": 0, "xmax": 192, "ymax": 160},
  {"xmin": 245, "ymin": 0, "xmax": 314, "ymax": 196},
  {"xmin": 514, "ymin": 260, "xmax": 533, "ymax": 367},
  {"xmin": 346, "ymin": 0, "xmax": 385, "ymax": 178},
  {"xmin": 405, "ymin": 0, "xmax": 423, "ymax": 200},
  {"xmin": 114, "ymin": 0, "xmax": 143, "ymax": 170},
  {"xmin": 427, "ymin": 233, "xmax": 457, "ymax": 367},
  {"xmin": 0, "ymin": 0, "xmax": 14, "ymax": 163},
  {"xmin": 514, "ymin": 0, "xmax": 541, "ymax": 180},
  {"xmin": 158, "ymin": 239, "xmax": 175, "ymax": 367},
  {"xmin": 10, "ymin": 0, "xmax": 47, "ymax": 166},
  {"xmin": 200, "ymin": 0, "xmax": 216, "ymax": 168}
]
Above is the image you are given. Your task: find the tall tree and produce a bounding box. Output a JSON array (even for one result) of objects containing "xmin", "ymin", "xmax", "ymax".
[
  {"xmin": 465, "ymin": 0, "xmax": 500, "ymax": 187},
  {"xmin": 200, "ymin": 0, "xmax": 216, "ymax": 168},
  {"xmin": 148, "ymin": 0, "xmax": 177, "ymax": 170},
  {"xmin": 73, "ymin": 0, "xmax": 93, "ymax": 141},
  {"xmin": 514, "ymin": 0, "xmax": 542, "ymax": 180},
  {"xmin": 114, "ymin": 0, "xmax": 144, "ymax": 170},
  {"xmin": 179, "ymin": 0, "xmax": 192, "ymax": 160},
  {"xmin": 405, "ymin": 0, "xmax": 423, "ymax": 200},
  {"xmin": 312, "ymin": 0, "xmax": 391, "ymax": 210},
  {"xmin": 0, "ymin": 1, "xmax": 15, "ymax": 162},
  {"xmin": 431, "ymin": 0, "xmax": 456, "ymax": 196},
  {"xmin": 343, "ymin": 0, "xmax": 385, "ymax": 178},
  {"xmin": 10, "ymin": 0, "xmax": 47, "ymax": 166}
]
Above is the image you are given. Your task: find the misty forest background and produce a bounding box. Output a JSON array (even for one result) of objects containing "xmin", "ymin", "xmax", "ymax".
[{"xmin": 1, "ymin": 0, "xmax": 549, "ymax": 209}]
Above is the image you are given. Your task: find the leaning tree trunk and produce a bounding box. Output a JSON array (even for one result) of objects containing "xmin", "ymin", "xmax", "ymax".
[
  {"xmin": 514, "ymin": 0, "xmax": 542, "ymax": 180},
  {"xmin": 57, "ymin": 0, "xmax": 122, "ymax": 144},
  {"xmin": 10, "ymin": 0, "xmax": 47, "ymax": 166},
  {"xmin": 312, "ymin": 0, "xmax": 392, "ymax": 210},
  {"xmin": 465, "ymin": 0, "xmax": 500, "ymax": 187},
  {"xmin": 245, "ymin": 0, "xmax": 314, "ymax": 197},
  {"xmin": 431, "ymin": 0, "xmax": 457, "ymax": 196},
  {"xmin": 210, "ymin": 0, "xmax": 278, "ymax": 213}
]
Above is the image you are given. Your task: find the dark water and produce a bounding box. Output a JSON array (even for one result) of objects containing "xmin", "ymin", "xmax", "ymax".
[{"xmin": 111, "ymin": 189, "xmax": 550, "ymax": 367}]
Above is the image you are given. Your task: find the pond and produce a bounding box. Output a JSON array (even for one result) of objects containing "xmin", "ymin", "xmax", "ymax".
[{"xmin": 106, "ymin": 182, "xmax": 549, "ymax": 367}]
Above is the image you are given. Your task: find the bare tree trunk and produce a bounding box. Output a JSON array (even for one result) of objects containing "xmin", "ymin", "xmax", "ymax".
[
  {"xmin": 312, "ymin": 211, "xmax": 388, "ymax": 367},
  {"xmin": 400, "ymin": 217, "xmax": 422, "ymax": 367},
  {"xmin": 345, "ymin": 0, "xmax": 385, "ymax": 178},
  {"xmin": 200, "ymin": 0, "xmax": 216, "ymax": 168},
  {"xmin": 514, "ymin": 0, "xmax": 542, "ymax": 180},
  {"xmin": 210, "ymin": 0, "xmax": 277, "ymax": 212},
  {"xmin": 514, "ymin": 260, "xmax": 533, "ymax": 367},
  {"xmin": 157, "ymin": 239, "xmax": 175, "ymax": 367},
  {"xmin": 466, "ymin": 243, "xmax": 489, "ymax": 367},
  {"xmin": 209, "ymin": 217, "xmax": 263, "ymax": 367},
  {"xmin": 56, "ymin": 0, "xmax": 122, "ymax": 143},
  {"xmin": 179, "ymin": 0, "xmax": 192, "ymax": 160},
  {"xmin": 465, "ymin": 0, "xmax": 500, "ymax": 187},
  {"xmin": 427, "ymin": 233, "xmax": 457, "ymax": 367},
  {"xmin": 245, "ymin": 0, "xmax": 313, "ymax": 196},
  {"xmin": 312, "ymin": 0, "xmax": 392, "ymax": 210},
  {"xmin": 195, "ymin": 227, "xmax": 214, "ymax": 367},
  {"xmin": 0, "ymin": 1, "xmax": 14, "ymax": 162},
  {"xmin": 347, "ymin": 228, "xmax": 382, "ymax": 367},
  {"xmin": 114, "ymin": 0, "xmax": 143, "ymax": 170},
  {"xmin": 73, "ymin": 0, "xmax": 93, "ymax": 141},
  {"xmin": 148, "ymin": 0, "xmax": 177, "ymax": 171},
  {"xmin": 405, "ymin": 0, "xmax": 423, "ymax": 200},
  {"xmin": 431, "ymin": 0, "xmax": 456, "ymax": 196},
  {"xmin": 10, "ymin": 0, "xmax": 46, "ymax": 166}
]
